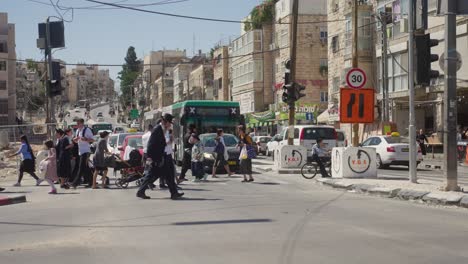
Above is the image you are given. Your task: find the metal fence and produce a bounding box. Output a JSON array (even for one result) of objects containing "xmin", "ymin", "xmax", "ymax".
[{"xmin": 0, "ymin": 123, "xmax": 62, "ymax": 150}]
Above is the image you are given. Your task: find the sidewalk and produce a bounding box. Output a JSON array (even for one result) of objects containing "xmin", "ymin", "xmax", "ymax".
[{"xmin": 316, "ymin": 177, "xmax": 468, "ymax": 208}]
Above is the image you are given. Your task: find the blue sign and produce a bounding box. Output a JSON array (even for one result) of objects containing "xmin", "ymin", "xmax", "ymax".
[{"xmin": 305, "ymin": 112, "xmax": 314, "ymax": 121}]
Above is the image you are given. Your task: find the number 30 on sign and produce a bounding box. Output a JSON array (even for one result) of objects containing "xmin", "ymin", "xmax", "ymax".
[{"xmin": 340, "ymin": 88, "xmax": 375, "ymax": 123}]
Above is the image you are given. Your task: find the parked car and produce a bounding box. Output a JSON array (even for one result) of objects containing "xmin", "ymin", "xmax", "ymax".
[
  {"xmin": 114, "ymin": 132, "xmax": 143, "ymax": 156},
  {"xmin": 118, "ymin": 135, "xmax": 144, "ymax": 160},
  {"xmin": 96, "ymin": 112, "xmax": 103, "ymax": 117},
  {"xmin": 266, "ymin": 134, "xmax": 281, "ymax": 157},
  {"xmin": 108, "ymin": 134, "xmax": 118, "ymax": 154},
  {"xmin": 113, "ymin": 126, "xmax": 125, "ymax": 134},
  {"xmin": 336, "ymin": 129, "xmax": 348, "ymax": 147},
  {"xmin": 253, "ymin": 136, "xmax": 272, "ymax": 155},
  {"xmin": 275, "ymin": 125, "xmax": 338, "ymax": 159},
  {"xmin": 199, "ymin": 133, "xmax": 240, "ymax": 173},
  {"xmin": 360, "ymin": 135, "xmax": 423, "ymax": 169}
]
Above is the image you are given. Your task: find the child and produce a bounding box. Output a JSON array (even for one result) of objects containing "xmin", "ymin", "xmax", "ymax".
[
  {"xmin": 191, "ymin": 134, "xmax": 205, "ymax": 181},
  {"xmin": 40, "ymin": 140, "xmax": 58, "ymax": 194}
]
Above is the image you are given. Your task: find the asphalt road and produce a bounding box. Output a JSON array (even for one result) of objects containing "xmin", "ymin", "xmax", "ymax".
[{"xmin": 1, "ymin": 162, "xmax": 468, "ymax": 264}]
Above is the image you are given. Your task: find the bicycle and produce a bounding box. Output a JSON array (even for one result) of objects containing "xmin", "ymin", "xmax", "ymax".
[{"xmin": 301, "ymin": 156, "xmax": 332, "ymax": 179}]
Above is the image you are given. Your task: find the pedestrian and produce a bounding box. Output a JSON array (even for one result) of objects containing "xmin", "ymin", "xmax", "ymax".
[
  {"xmin": 70, "ymin": 118, "xmax": 94, "ymax": 188},
  {"xmin": 136, "ymin": 113, "xmax": 184, "ymax": 200},
  {"xmin": 39, "ymin": 140, "xmax": 58, "ymax": 194},
  {"xmin": 92, "ymin": 131, "xmax": 110, "ymax": 189},
  {"xmin": 9, "ymin": 135, "xmax": 42, "ymax": 187},
  {"xmin": 191, "ymin": 134, "xmax": 205, "ymax": 182},
  {"xmin": 212, "ymin": 129, "xmax": 233, "ymax": 178},
  {"xmin": 66, "ymin": 128, "xmax": 79, "ymax": 184},
  {"xmin": 238, "ymin": 127, "xmax": 254, "ymax": 182},
  {"xmin": 142, "ymin": 124, "xmax": 156, "ymax": 189},
  {"xmin": 55, "ymin": 129, "xmax": 71, "ymax": 189},
  {"xmin": 178, "ymin": 124, "xmax": 196, "ymax": 182},
  {"xmin": 417, "ymin": 129, "xmax": 428, "ymax": 156}
]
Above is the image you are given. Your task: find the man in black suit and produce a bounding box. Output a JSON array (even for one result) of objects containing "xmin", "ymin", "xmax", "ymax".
[{"xmin": 137, "ymin": 113, "xmax": 184, "ymax": 200}]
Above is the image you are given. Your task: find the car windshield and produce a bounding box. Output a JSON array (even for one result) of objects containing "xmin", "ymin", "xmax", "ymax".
[
  {"xmin": 201, "ymin": 134, "xmax": 239, "ymax": 147},
  {"xmin": 337, "ymin": 132, "xmax": 345, "ymax": 141},
  {"xmin": 259, "ymin": 137, "xmax": 271, "ymax": 143},
  {"xmin": 384, "ymin": 137, "xmax": 409, "ymax": 144},
  {"xmin": 108, "ymin": 136, "xmax": 117, "ymax": 147},
  {"xmin": 302, "ymin": 127, "xmax": 336, "ymax": 140},
  {"xmin": 118, "ymin": 133, "xmax": 131, "ymax": 146}
]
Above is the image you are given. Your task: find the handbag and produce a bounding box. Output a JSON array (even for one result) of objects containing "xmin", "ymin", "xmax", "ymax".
[{"xmin": 246, "ymin": 145, "xmax": 256, "ymax": 159}]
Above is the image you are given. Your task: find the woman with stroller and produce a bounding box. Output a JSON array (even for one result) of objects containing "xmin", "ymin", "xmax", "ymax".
[
  {"xmin": 9, "ymin": 135, "xmax": 43, "ymax": 187},
  {"xmin": 92, "ymin": 131, "xmax": 111, "ymax": 189}
]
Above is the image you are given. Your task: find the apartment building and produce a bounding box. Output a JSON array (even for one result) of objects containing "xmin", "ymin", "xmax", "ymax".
[
  {"xmin": 173, "ymin": 63, "xmax": 192, "ymax": 103},
  {"xmin": 229, "ymin": 25, "xmax": 274, "ymax": 114},
  {"xmin": 273, "ymin": 0, "xmax": 328, "ymax": 124},
  {"xmin": 374, "ymin": 0, "xmax": 468, "ymax": 136},
  {"xmin": 66, "ymin": 64, "xmax": 114, "ymax": 104},
  {"xmin": 213, "ymin": 46, "xmax": 230, "ymax": 101},
  {"xmin": 0, "ymin": 13, "xmax": 16, "ymax": 125},
  {"xmin": 152, "ymin": 75, "xmax": 174, "ymax": 110},
  {"xmin": 188, "ymin": 64, "xmax": 214, "ymax": 100}
]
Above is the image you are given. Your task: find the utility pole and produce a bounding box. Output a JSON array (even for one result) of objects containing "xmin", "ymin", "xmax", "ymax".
[
  {"xmin": 287, "ymin": 0, "xmax": 298, "ymax": 145},
  {"xmin": 162, "ymin": 49, "xmax": 165, "ymax": 105},
  {"xmin": 380, "ymin": 12, "xmax": 389, "ymax": 122},
  {"xmin": 408, "ymin": 0, "xmax": 417, "ymax": 183},
  {"xmin": 444, "ymin": 0, "xmax": 459, "ymax": 191},
  {"xmin": 352, "ymin": 0, "xmax": 359, "ymax": 146}
]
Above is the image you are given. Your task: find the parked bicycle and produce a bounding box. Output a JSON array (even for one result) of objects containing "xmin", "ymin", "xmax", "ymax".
[{"xmin": 301, "ymin": 156, "xmax": 332, "ymax": 179}]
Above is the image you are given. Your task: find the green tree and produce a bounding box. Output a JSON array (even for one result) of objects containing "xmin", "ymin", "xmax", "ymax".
[{"xmin": 118, "ymin": 46, "xmax": 141, "ymax": 107}]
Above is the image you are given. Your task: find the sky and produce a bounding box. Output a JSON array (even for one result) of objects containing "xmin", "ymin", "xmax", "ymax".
[{"xmin": 2, "ymin": 0, "xmax": 263, "ymax": 88}]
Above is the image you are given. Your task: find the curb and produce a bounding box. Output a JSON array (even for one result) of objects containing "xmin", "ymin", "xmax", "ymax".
[
  {"xmin": 314, "ymin": 178, "xmax": 468, "ymax": 209},
  {"xmin": 0, "ymin": 195, "xmax": 27, "ymax": 206}
]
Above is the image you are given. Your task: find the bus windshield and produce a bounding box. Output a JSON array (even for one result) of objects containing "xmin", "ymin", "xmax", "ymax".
[{"xmin": 91, "ymin": 123, "xmax": 113, "ymax": 135}]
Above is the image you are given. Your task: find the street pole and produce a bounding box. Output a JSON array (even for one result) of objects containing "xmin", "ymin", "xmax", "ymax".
[
  {"xmin": 444, "ymin": 0, "xmax": 459, "ymax": 191},
  {"xmin": 381, "ymin": 12, "xmax": 389, "ymax": 122},
  {"xmin": 352, "ymin": 0, "xmax": 359, "ymax": 146},
  {"xmin": 288, "ymin": 0, "xmax": 298, "ymax": 145},
  {"xmin": 408, "ymin": 0, "xmax": 417, "ymax": 183},
  {"xmin": 45, "ymin": 17, "xmax": 56, "ymax": 136}
]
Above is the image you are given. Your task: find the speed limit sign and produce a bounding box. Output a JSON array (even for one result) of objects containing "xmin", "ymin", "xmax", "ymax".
[{"xmin": 346, "ymin": 68, "xmax": 367, "ymax": 89}]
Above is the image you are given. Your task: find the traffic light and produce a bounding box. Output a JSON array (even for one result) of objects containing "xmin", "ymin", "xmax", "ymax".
[
  {"xmin": 48, "ymin": 61, "xmax": 62, "ymax": 97},
  {"xmin": 282, "ymin": 83, "xmax": 295, "ymax": 104},
  {"xmin": 415, "ymin": 33, "xmax": 440, "ymax": 86},
  {"xmin": 294, "ymin": 82, "xmax": 306, "ymax": 100}
]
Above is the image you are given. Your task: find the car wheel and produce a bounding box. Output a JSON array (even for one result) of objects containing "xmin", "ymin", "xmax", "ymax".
[{"xmin": 376, "ymin": 154, "xmax": 388, "ymax": 169}]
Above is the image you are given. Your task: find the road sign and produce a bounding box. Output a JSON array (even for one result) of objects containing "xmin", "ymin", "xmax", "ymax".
[
  {"xmin": 346, "ymin": 68, "xmax": 367, "ymax": 89},
  {"xmin": 305, "ymin": 112, "xmax": 314, "ymax": 121},
  {"xmin": 130, "ymin": 109, "xmax": 139, "ymax": 120},
  {"xmin": 340, "ymin": 88, "xmax": 375, "ymax": 123}
]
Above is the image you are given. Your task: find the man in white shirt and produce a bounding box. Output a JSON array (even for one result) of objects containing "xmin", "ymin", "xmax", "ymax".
[
  {"xmin": 142, "ymin": 124, "xmax": 153, "ymax": 157},
  {"xmin": 70, "ymin": 118, "xmax": 94, "ymax": 188}
]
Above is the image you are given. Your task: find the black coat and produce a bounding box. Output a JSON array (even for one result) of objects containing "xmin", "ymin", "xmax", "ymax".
[{"xmin": 146, "ymin": 124, "xmax": 166, "ymax": 163}]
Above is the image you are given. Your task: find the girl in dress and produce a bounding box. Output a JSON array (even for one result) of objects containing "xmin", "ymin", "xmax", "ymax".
[{"xmin": 41, "ymin": 140, "xmax": 58, "ymax": 194}]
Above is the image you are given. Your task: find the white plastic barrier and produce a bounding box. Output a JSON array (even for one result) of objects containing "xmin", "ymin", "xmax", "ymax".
[
  {"xmin": 331, "ymin": 147, "xmax": 377, "ymax": 178},
  {"xmin": 274, "ymin": 145, "xmax": 307, "ymax": 170}
]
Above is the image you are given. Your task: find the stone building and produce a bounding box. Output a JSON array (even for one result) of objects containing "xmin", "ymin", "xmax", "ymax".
[
  {"xmin": 213, "ymin": 46, "xmax": 230, "ymax": 101},
  {"xmin": 0, "ymin": 13, "xmax": 16, "ymax": 125}
]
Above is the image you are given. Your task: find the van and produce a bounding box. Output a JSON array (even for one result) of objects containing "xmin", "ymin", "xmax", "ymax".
[
  {"xmin": 336, "ymin": 129, "xmax": 347, "ymax": 147},
  {"xmin": 278, "ymin": 125, "xmax": 338, "ymax": 153}
]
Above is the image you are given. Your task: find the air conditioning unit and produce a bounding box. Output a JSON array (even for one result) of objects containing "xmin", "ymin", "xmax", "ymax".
[{"xmin": 269, "ymin": 43, "xmax": 277, "ymax": 50}]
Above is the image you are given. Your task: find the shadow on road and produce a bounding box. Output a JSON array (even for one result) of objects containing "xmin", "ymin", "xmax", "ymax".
[
  {"xmin": 252, "ymin": 182, "xmax": 281, "ymax": 185},
  {"xmin": 0, "ymin": 191, "xmax": 31, "ymax": 194},
  {"xmin": 171, "ymin": 218, "xmax": 273, "ymax": 226}
]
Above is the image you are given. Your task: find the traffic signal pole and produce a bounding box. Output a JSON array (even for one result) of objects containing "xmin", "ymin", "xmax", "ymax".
[
  {"xmin": 444, "ymin": 0, "xmax": 459, "ymax": 191},
  {"xmin": 408, "ymin": 0, "xmax": 417, "ymax": 183},
  {"xmin": 288, "ymin": 0, "xmax": 298, "ymax": 145},
  {"xmin": 45, "ymin": 17, "xmax": 56, "ymax": 136},
  {"xmin": 352, "ymin": 0, "xmax": 359, "ymax": 146}
]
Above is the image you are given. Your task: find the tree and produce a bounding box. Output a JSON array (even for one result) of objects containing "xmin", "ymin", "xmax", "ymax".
[{"xmin": 118, "ymin": 46, "xmax": 141, "ymax": 107}]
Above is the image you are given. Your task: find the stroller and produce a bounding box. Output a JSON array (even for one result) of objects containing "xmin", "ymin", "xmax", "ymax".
[{"xmin": 106, "ymin": 150, "xmax": 145, "ymax": 188}]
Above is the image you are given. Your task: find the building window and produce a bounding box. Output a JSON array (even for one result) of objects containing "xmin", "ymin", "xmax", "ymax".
[
  {"xmin": 320, "ymin": 27, "xmax": 328, "ymax": 41},
  {"xmin": 0, "ymin": 80, "xmax": 6, "ymax": 90},
  {"xmin": 0, "ymin": 99, "xmax": 8, "ymax": 115},
  {"xmin": 218, "ymin": 78, "xmax": 222, "ymax": 89},
  {"xmin": 320, "ymin": 91, "xmax": 328, "ymax": 102},
  {"xmin": 0, "ymin": 61, "xmax": 6, "ymax": 71},
  {"xmin": 0, "ymin": 42, "xmax": 7, "ymax": 53},
  {"xmin": 320, "ymin": 58, "xmax": 328, "ymax": 67},
  {"xmin": 331, "ymin": 36, "xmax": 339, "ymax": 53}
]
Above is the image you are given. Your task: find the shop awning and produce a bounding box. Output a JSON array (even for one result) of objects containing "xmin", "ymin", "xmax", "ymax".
[{"xmin": 316, "ymin": 110, "xmax": 329, "ymax": 123}]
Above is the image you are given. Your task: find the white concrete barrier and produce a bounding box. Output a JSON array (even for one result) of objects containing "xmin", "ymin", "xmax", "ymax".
[
  {"xmin": 275, "ymin": 145, "xmax": 307, "ymax": 170},
  {"xmin": 331, "ymin": 147, "xmax": 377, "ymax": 178}
]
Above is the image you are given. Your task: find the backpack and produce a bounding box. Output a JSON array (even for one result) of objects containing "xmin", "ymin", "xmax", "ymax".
[{"xmin": 214, "ymin": 140, "xmax": 225, "ymax": 154}]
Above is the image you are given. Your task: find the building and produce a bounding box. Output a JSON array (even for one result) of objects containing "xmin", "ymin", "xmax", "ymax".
[
  {"xmin": 229, "ymin": 25, "xmax": 274, "ymax": 114},
  {"xmin": 66, "ymin": 64, "xmax": 114, "ymax": 104},
  {"xmin": 273, "ymin": 0, "xmax": 329, "ymax": 124},
  {"xmin": 0, "ymin": 13, "xmax": 16, "ymax": 125},
  {"xmin": 188, "ymin": 64, "xmax": 214, "ymax": 100},
  {"xmin": 153, "ymin": 75, "xmax": 174, "ymax": 109},
  {"xmin": 213, "ymin": 46, "xmax": 230, "ymax": 101},
  {"xmin": 374, "ymin": 0, "xmax": 468, "ymax": 136},
  {"xmin": 173, "ymin": 63, "xmax": 192, "ymax": 103}
]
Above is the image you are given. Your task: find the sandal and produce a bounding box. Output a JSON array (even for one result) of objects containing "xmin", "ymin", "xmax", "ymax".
[
  {"xmin": 248, "ymin": 178, "xmax": 254, "ymax": 182},
  {"xmin": 241, "ymin": 179, "xmax": 248, "ymax": 182}
]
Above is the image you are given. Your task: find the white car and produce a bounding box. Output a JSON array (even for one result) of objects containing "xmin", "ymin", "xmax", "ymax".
[
  {"xmin": 276, "ymin": 125, "xmax": 338, "ymax": 156},
  {"xmin": 96, "ymin": 117, "xmax": 105, "ymax": 122},
  {"xmin": 253, "ymin": 136, "xmax": 271, "ymax": 155},
  {"xmin": 360, "ymin": 136, "xmax": 423, "ymax": 169},
  {"xmin": 266, "ymin": 134, "xmax": 281, "ymax": 157}
]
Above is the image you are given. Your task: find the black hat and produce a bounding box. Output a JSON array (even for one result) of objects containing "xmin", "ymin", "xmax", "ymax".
[
  {"xmin": 162, "ymin": 113, "xmax": 174, "ymax": 124},
  {"xmin": 55, "ymin": 128, "xmax": 65, "ymax": 135},
  {"xmin": 191, "ymin": 134, "xmax": 200, "ymax": 141},
  {"xmin": 99, "ymin": 131, "xmax": 110, "ymax": 138}
]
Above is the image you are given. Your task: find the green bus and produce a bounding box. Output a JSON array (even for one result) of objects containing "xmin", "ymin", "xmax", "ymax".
[{"xmin": 169, "ymin": 100, "xmax": 243, "ymax": 164}]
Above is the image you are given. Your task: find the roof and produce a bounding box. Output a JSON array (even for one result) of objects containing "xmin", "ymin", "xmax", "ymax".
[{"xmin": 172, "ymin": 100, "xmax": 239, "ymax": 109}]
